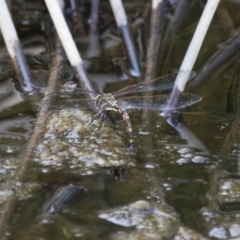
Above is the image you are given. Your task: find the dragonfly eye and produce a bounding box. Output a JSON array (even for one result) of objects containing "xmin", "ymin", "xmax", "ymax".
[{"xmin": 95, "ymin": 95, "xmax": 101, "ymax": 104}]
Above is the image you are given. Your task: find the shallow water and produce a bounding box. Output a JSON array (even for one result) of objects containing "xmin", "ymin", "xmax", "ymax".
[{"xmin": 1, "ymin": 1, "xmax": 240, "ymax": 239}]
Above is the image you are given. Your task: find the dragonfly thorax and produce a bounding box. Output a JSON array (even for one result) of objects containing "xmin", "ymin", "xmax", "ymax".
[{"xmin": 95, "ymin": 93, "xmax": 119, "ymax": 111}]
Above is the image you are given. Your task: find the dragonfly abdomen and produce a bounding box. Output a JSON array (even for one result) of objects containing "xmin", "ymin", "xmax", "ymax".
[
  {"xmin": 116, "ymin": 107, "xmax": 134, "ymax": 152},
  {"xmin": 94, "ymin": 94, "xmax": 135, "ymax": 151}
]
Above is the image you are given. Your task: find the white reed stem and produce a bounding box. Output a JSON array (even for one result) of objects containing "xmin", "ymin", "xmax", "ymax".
[
  {"xmin": 152, "ymin": 0, "xmax": 163, "ymax": 9},
  {"xmin": 109, "ymin": 0, "xmax": 141, "ymax": 77},
  {"xmin": 0, "ymin": 0, "xmax": 18, "ymax": 58},
  {"xmin": 0, "ymin": 0, "xmax": 33, "ymax": 92},
  {"xmin": 174, "ymin": 0, "xmax": 220, "ymax": 91},
  {"xmin": 44, "ymin": 0, "xmax": 82, "ymax": 67},
  {"xmin": 109, "ymin": 0, "xmax": 127, "ymax": 26}
]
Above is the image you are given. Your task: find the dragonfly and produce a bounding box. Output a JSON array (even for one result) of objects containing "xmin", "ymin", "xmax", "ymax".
[{"xmin": 36, "ymin": 71, "xmax": 202, "ymax": 151}]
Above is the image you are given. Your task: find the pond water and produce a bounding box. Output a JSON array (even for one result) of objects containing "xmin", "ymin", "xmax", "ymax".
[{"xmin": 1, "ymin": 0, "xmax": 240, "ymax": 239}]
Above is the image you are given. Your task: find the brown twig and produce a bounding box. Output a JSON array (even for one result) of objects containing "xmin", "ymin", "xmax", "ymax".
[
  {"xmin": 160, "ymin": 0, "xmax": 190, "ymax": 73},
  {"xmin": 187, "ymin": 28, "xmax": 240, "ymax": 90},
  {"xmin": 145, "ymin": 0, "xmax": 165, "ymax": 80},
  {"xmin": 18, "ymin": 40, "xmax": 64, "ymax": 181},
  {"xmin": 140, "ymin": 0, "xmax": 166, "ymax": 204},
  {"xmin": 0, "ymin": 36, "xmax": 64, "ymax": 236},
  {"xmin": 69, "ymin": 0, "xmax": 87, "ymax": 37}
]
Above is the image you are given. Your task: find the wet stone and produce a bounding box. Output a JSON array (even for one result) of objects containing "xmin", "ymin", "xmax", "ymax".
[
  {"xmin": 218, "ymin": 179, "xmax": 240, "ymax": 203},
  {"xmin": 229, "ymin": 224, "xmax": 240, "ymax": 238},
  {"xmin": 173, "ymin": 226, "xmax": 207, "ymax": 240},
  {"xmin": 164, "ymin": 145, "xmax": 210, "ymax": 165},
  {"xmin": 197, "ymin": 207, "xmax": 240, "ymax": 239},
  {"xmin": 209, "ymin": 227, "xmax": 227, "ymax": 239},
  {"xmin": 34, "ymin": 109, "xmax": 135, "ymax": 174},
  {"xmin": 0, "ymin": 158, "xmax": 21, "ymax": 182},
  {"xmin": 98, "ymin": 200, "xmax": 179, "ymax": 239},
  {"xmin": 0, "ymin": 182, "xmax": 41, "ymax": 204}
]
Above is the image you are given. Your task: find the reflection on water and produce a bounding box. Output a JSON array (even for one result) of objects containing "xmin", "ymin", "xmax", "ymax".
[{"xmin": 1, "ymin": 0, "xmax": 240, "ymax": 239}]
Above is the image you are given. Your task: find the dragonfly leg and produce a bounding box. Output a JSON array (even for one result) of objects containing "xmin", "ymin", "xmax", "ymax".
[
  {"xmin": 98, "ymin": 111, "xmax": 117, "ymax": 130},
  {"xmin": 89, "ymin": 110, "xmax": 116, "ymax": 131},
  {"xmin": 98, "ymin": 112, "xmax": 108, "ymax": 130},
  {"xmin": 89, "ymin": 109, "xmax": 102, "ymax": 126},
  {"xmin": 105, "ymin": 111, "xmax": 116, "ymax": 131}
]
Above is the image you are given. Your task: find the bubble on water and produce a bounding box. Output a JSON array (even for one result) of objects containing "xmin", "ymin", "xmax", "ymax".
[
  {"xmin": 41, "ymin": 168, "xmax": 49, "ymax": 173},
  {"xmin": 178, "ymin": 148, "xmax": 191, "ymax": 154},
  {"xmin": 139, "ymin": 131, "xmax": 150, "ymax": 135},
  {"xmin": 191, "ymin": 156, "xmax": 209, "ymax": 164},
  {"xmin": 40, "ymin": 218, "xmax": 54, "ymax": 225},
  {"xmin": 145, "ymin": 164, "xmax": 155, "ymax": 168},
  {"xmin": 70, "ymin": 165, "xmax": 77, "ymax": 169},
  {"xmin": 176, "ymin": 158, "xmax": 190, "ymax": 164},
  {"xmin": 6, "ymin": 147, "xmax": 14, "ymax": 153},
  {"xmin": 182, "ymin": 153, "xmax": 193, "ymax": 158}
]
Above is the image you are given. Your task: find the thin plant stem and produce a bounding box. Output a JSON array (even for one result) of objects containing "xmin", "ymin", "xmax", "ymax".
[
  {"xmin": 0, "ymin": 0, "xmax": 33, "ymax": 92},
  {"xmin": 160, "ymin": 0, "xmax": 190, "ymax": 74},
  {"xmin": 140, "ymin": 0, "xmax": 166, "ymax": 205},
  {"xmin": 109, "ymin": 0, "xmax": 141, "ymax": 77},
  {"xmin": 187, "ymin": 27, "xmax": 240, "ymax": 90},
  {"xmin": 142, "ymin": 0, "xmax": 165, "ymax": 138},
  {"xmin": 86, "ymin": 0, "xmax": 101, "ymax": 58},
  {"xmin": 0, "ymin": 37, "xmax": 64, "ymax": 236},
  {"xmin": 44, "ymin": 0, "xmax": 98, "ymax": 112},
  {"xmin": 162, "ymin": 0, "xmax": 220, "ymax": 116},
  {"xmin": 145, "ymin": 0, "xmax": 165, "ymax": 81},
  {"xmin": 69, "ymin": 0, "xmax": 87, "ymax": 37}
]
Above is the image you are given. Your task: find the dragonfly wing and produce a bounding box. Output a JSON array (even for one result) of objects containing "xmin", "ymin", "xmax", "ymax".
[
  {"xmin": 32, "ymin": 78, "xmax": 98, "ymax": 96},
  {"xmin": 118, "ymin": 95, "xmax": 169, "ymax": 111},
  {"xmin": 34, "ymin": 79, "xmax": 99, "ymax": 110},
  {"xmin": 115, "ymin": 71, "xmax": 196, "ymax": 96},
  {"xmin": 38, "ymin": 95, "xmax": 95, "ymax": 110},
  {"xmin": 118, "ymin": 93, "xmax": 202, "ymax": 111},
  {"xmin": 152, "ymin": 71, "xmax": 196, "ymax": 92}
]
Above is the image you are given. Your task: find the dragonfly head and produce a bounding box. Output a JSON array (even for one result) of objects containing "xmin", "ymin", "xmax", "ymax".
[{"xmin": 95, "ymin": 94, "xmax": 117, "ymax": 109}]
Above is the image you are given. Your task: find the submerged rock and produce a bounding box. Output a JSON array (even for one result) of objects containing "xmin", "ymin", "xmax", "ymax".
[
  {"xmin": 34, "ymin": 109, "xmax": 135, "ymax": 175},
  {"xmin": 173, "ymin": 227, "xmax": 207, "ymax": 240},
  {"xmin": 98, "ymin": 200, "xmax": 180, "ymax": 239},
  {"xmin": 218, "ymin": 179, "xmax": 240, "ymax": 203},
  {"xmin": 0, "ymin": 182, "xmax": 42, "ymax": 204},
  {"xmin": 196, "ymin": 207, "xmax": 240, "ymax": 239}
]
